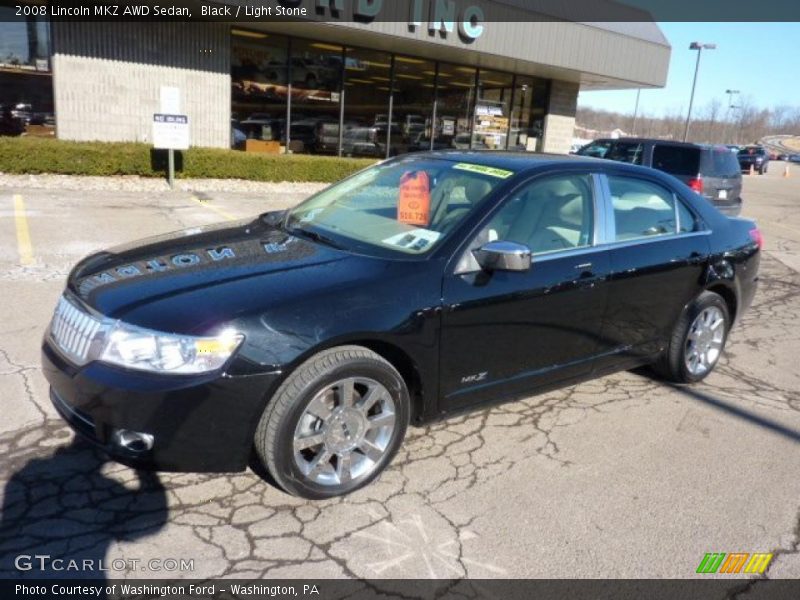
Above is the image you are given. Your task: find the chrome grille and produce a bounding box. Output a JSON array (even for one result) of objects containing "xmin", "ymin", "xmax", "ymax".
[{"xmin": 50, "ymin": 296, "xmax": 103, "ymax": 364}]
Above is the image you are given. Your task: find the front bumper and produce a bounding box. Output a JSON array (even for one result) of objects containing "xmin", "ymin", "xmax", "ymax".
[{"xmin": 42, "ymin": 340, "xmax": 281, "ymax": 472}]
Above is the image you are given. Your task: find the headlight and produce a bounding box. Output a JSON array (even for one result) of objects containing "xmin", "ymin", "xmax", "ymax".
[{"xmin": 100, "ymin": 323, "xmax": 243, "ymax": 374}]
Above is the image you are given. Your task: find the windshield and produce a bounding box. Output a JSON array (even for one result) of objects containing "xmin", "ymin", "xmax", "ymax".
[
  {"xmin": 577, "ymin": 140, "xmax": 644, "ymax": 165},
  {"xmin": 284, "ymin": 158, "xmax": 513, "ymax": 257}
]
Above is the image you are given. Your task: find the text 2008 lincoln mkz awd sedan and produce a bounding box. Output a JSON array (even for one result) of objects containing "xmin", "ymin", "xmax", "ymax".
[{"xmin": 42, "ymin": 153, "xmax": 761, "ymax": 498}]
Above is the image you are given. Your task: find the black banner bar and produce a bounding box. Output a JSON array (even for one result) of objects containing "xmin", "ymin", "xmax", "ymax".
[
  {"xmin": 2, "ymin": 579, "xmax": 800, "ymax": 600},
  {"xmin": 5, "ymin": 0, "xmax": 800, "ymax": 22}
]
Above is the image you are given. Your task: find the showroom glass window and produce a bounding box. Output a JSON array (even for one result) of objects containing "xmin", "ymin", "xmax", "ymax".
[
  {"xmin": 0, "ymin": 5, "xmax": 54, "ymax": 137},
  {"xmin": 289, "ymin": 39, "xmax": 343, "ymax": 155},
  {"xmin": 472, "ymin": 69, "xmax": 513, "ymax": 150},
  {"xmin": 508, "ymin": 75, "xmax": 548, "ymax": 152},
  {"xmin": 435, "ymin": 63, "xmax": 477, "ymax": 150},
  {"xmin": 341, "ymin": 47, "xmax": 393, "ymax": 158},
  {"xmin": 391, "ymin": 55, "xmax": 436, "ymax": 155},
  {"xmin": 230, "ymin": 29, "xmax": 289, "ymax": 149}
]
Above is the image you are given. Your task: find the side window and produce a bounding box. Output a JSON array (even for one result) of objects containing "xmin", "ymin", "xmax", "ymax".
[
  {"xmin": 606, "ymin": 142, "xmax": 644, "ymax": 165},
  {"xmin": 455, "ymin": 174, "xmax": 595, "ymax": 272},
  {"xmin": 608, "ymin": 176, "xmax": 677, "ymax": 241},
  {"xmin": 677, "ymin": 199, "xmax": 698, "ymax": 233},
  {"xmin": 652, "ymin": 145, "xmax": 700, "ymax": 177},
  {"xmin": 578, "ymin": 140, "xmax": 612, "ymax": 158}
]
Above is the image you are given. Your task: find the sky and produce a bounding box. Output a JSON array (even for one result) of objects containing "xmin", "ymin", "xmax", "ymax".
[{"xmin": 577, "ymin": 23, "xmax": 800, "ymax": 117}]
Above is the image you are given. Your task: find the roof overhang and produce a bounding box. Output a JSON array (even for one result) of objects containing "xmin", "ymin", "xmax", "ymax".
[{"xmin": 220, "ymin": 1, "xmax": 670, "ymax": 90}]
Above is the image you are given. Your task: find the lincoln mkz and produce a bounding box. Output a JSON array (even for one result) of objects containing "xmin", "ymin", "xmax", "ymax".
[{"xmin": 42, "ymin": 153, "xmax": 761, "ymax": 498}]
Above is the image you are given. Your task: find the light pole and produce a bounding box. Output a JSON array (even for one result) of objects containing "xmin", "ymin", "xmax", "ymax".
[
  {"xmin": 683, "ymin": 42, "xmax": 716, "ymax": 142},
  {"xmin": 724, "ymin": 89, "xmax": 740, "ymax": 143},
  {"xmin": 631, "ymin": 88, "xmax": 641, "ymax": 135}
]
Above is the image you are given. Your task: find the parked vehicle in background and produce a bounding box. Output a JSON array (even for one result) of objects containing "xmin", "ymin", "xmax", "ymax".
[
  {"xmin": 737, "ymin": 146, "xmax": 770, "ymax": 174},
  {"xmin": 342, "ymin": 124, "xmax": 404, "ymax": 157},
  {"xmin": 0, "ymin": 105, "xmax": 25, "ymax": 137},
  {"xmin": 789, "ymin": 154, "xmax": 800, "ymax": 163},
  {"xmin": 576, "ymin": 138, "xmax": 743, "ymax": 216},
  {"xmin": 725, "ymin": 145, "xmax": 740, "ymax": 153}
]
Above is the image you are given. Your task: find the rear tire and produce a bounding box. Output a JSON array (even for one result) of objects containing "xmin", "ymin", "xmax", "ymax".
[
  {"xmin": 653, "ymin": 291, "xmax": 730, "ymax": 384},
  {"xmin": 254, "ymin": 346, "xmax": 409, "ymax": 499}
]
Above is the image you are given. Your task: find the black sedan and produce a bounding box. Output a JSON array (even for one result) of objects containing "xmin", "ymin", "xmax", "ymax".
[{"xmin": 42, "ymin": 153, "xmax": 761, "ymax": 499}]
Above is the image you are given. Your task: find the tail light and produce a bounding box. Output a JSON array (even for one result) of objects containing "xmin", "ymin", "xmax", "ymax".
[
  {"xmin": 688, "ymin": 177, "xmax": 703, "ymax": 194},
  {"xmin": 749, "ymin": 227, "xmax": 764, "ymax": 250}
]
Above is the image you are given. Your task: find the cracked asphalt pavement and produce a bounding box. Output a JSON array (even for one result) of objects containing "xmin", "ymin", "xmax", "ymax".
[{"xmin": 0, "ymin": 168, "xmax": 798, "ymax": 580}]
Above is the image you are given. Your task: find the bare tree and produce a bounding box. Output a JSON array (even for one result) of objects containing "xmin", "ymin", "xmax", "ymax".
[{"xmin": 576, "ymin": 96, "xmax": 800, "ymax": 145}]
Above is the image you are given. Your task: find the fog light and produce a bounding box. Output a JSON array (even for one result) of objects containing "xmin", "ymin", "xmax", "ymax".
[{"xmin": 112, "ymin": 429, "xmax": 154, "ymax": 453}]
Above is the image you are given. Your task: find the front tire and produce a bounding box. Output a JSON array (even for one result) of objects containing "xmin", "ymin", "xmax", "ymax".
[
  {"xmin": 254, "ymin": 346, "xmax": 409, "ymax": 499},
  {"xmin": 654, "ymin": 291, "xmax": 730, "ymax": 383}
]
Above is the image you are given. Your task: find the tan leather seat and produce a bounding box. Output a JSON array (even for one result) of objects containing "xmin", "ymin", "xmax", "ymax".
[{"xmin": 435, "ymin": 178, "xmax": 493, "ymax": 232}]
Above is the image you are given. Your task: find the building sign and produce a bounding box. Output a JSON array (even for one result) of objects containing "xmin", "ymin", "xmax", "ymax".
[
  {"xmin": 152, "ymin": 114, "xmax": 189, "ymax": 150},
  {"xmin": 309, "ymin": 0, "xmax": 485, "ymax": 40}
]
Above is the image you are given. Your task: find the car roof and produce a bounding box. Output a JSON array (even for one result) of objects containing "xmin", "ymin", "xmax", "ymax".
[
  {"xmin": 410, "ymin": 150, "xmax": 601, "ymax": 172},
  {"xmin": 407, "ymin": 150, "xmax": 681, "ymax": 180},
  {"xmin": 588, "ymin": 137, "xmax": 702, "ymax": 149}
]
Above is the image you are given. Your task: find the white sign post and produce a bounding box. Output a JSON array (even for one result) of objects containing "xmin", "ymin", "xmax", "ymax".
[{"xmin": 152, "ymin": 113, "xmax": 189, "ymax": 189}]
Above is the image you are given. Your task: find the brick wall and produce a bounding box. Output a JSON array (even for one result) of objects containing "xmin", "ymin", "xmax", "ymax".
[
  {"xmin": 51, "ymin": 22, "xmax": 230, "ymax": 148},
  {"xmin": 542, "ymin": 80, "xmax": 579, "ymax": 155}
]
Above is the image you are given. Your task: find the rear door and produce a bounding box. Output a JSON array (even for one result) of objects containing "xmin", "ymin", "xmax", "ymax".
[{"xmin": 595, "ymin": 172, "xmax": 710, "ymax": 371}]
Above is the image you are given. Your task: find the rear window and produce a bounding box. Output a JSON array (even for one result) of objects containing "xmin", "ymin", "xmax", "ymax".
[
  {"xmin": 652, "ymin": 145, "xmax": 701, "ymax": 177},
  {"xmin": 701, "ymin": 148, "xmax": 740, "ymax": 178},
  {"xmin": 577, "ymin": 140, "xmax": 644, "ymax": 165},
  {"xmin": 738, "ymin": 146, "xmax": 765, "ymax": 156}
]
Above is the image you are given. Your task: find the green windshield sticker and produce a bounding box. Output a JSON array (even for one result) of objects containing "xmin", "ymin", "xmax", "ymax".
[{"xmin": 453, "ymin": 163, "xmax": 514, "ymax": 179}]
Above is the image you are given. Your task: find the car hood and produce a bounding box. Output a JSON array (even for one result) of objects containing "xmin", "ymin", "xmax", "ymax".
[{"xmin": 67, "ymin": 214, "xmax": 351, "ymax": 328}]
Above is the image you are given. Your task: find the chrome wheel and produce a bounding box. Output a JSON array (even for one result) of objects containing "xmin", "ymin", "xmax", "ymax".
[
  {"xmin": 684, "ymin": 306, "xmax": 726, "ymax": 376},
  {"xmin": 293, "ymin": 377, "xmax": 396, "ymax": 486}
]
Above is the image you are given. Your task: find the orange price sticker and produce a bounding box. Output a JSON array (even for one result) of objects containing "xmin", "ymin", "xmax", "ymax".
[{"xmin": 398, "ymin": 171, "xmax": 431, "ymax": 226}]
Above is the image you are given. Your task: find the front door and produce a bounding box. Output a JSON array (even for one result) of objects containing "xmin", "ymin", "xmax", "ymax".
[{"xmin": 439, "ymin": 172, "xmax": 611, "ymax": 411}]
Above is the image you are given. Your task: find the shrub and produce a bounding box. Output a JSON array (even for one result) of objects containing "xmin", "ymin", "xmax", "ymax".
[{"xmin": 0, "ymin": 137, "xmax": 377, "ymax": 182}]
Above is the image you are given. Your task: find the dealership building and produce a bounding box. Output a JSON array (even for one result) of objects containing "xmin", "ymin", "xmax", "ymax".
[{"xmin": 1, "ymin": 1, "xmax": 670, "ymax": 157}]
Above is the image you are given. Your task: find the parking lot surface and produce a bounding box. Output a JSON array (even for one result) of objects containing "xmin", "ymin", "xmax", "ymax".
[{"xmin": 0, "ymin": 167, "xmax": 798, "ymax": 580}]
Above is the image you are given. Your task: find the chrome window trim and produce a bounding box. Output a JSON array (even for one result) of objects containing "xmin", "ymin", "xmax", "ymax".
[
  {"xmin": 599, "ymin": 229, "xmax": 712, "ymax": 252},
  {"xmin": 593, "ymin": 172, "xmax": 615, "ymax": 244}
]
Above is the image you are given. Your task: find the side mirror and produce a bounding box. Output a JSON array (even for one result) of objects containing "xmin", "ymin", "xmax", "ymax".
[{"xmin": 472, "ymin": 241, "xmax": 532, "ymax": 272}]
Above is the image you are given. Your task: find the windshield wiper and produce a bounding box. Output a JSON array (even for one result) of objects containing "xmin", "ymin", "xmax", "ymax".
[{"xmin": 287, "ymin": 226, "xmax": 347, "ymax": 250}]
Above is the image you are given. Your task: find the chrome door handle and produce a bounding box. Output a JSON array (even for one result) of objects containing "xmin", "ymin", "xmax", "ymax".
[{"xmin": 574, "ymin": 263, "xmax": 592, "ymax": 270}]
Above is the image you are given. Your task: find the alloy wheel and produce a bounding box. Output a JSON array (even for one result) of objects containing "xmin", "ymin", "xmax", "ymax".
[
  {"xmin": 684, "ymin": 306, "xmax": 726, "ymax": 376},
  {"xmin": 292, "ymin": 377, "xmax": 396, "ymax": 486}
]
